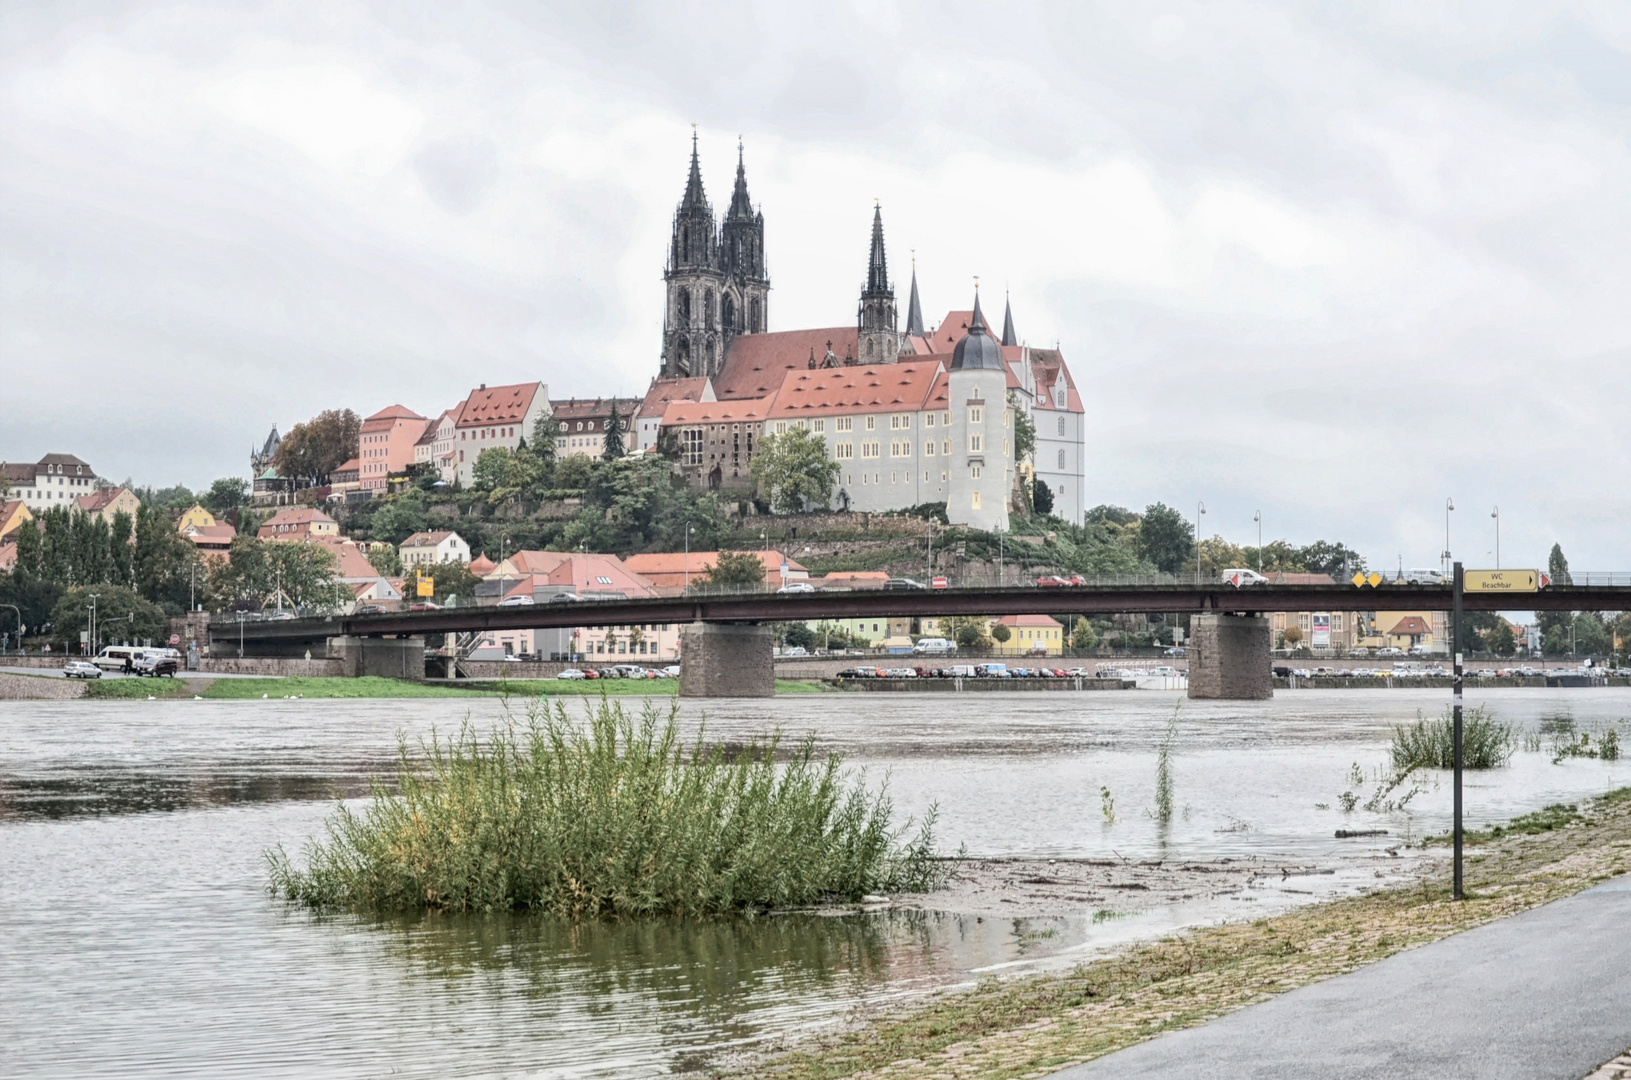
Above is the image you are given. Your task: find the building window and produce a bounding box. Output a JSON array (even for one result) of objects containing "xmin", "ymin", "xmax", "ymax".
[
  {"xmin": 890, "ymin": 441, "xmax": 910, "ymax": 458},
  {"xmin": 924, "ymin": 440, "xmax": 935, "ymax": 456},
  {"xmin": 890, "ymin": 414, "xmax": 911, "ymax": 430},
  {"xmin": 926, "ymin": 413, "xmax": 935, "ymax": 427},
  {"xmin": 972, "ymin": 492, "xmax": 982, "ymax": 509},
  {"xmin": 836, "ymin": 417, "xmax": 852, "ymax": 432},
  {"xmin": 774, "ymin": 421, "xmax": 788, "ymax": 434},
  {"xmin": 970, "ymin": 434, "xmax": 983, "ymax": 453},
  {"xmin": 835, "ymin": 443, "xmax": 854, "ymax": 459},
  {"xmin": 969, "ymin": 406, "xmax": 983, "ymax": 424},
  {"xmin": 864, "ymin": 416, "xmax": 876, "ymax": 430},
  {"xmin": 813, "ymin": 419, "xmax": 825, "ymax": 433},
  {"xmin": 1057, "ymin": 416, "xmax": 1066, "ymax": 436},
  {"xmin": 682, "ymin": 429, "xmax": 703, "ymax": 466},
  {"xmin": 861, "ymin": 442, "xmax": 880, "ymax": 458},
  {"xmin": 1003, "ymin": 410, "xmax": 1011, "ymax": 428},
  {"xmin": 971, "ymin": 465, "xmax": 981, "ymax": 479},
  {"xmin": 1058, "ymin": 449, "xmax": 1066, "ymax": 468}
]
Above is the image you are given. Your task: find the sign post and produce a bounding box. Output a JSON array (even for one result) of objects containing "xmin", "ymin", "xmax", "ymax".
[
  {"xmin": 417, "ymin": 572, "xmax": 434, "ymax": 598},
  {"xmin": 1463, "ymin": 569, "xmax": 1539, "ymax": 593},
  {"xmin": 1453, "ymin": 560, "xmax": 1464, "ymax": 900}
]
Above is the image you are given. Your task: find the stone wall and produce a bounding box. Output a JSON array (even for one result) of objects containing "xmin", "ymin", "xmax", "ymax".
[
  {"xmin": 1188, "ymin": 613, "xmax": 1273, "ymax": 700},
  {"xmin": 677, "ymin": 623, "xmax": 774, "ymax": 698},
  {"xmin": 0, "ymin": 673, "xmax": 85, "ymax": 700}
]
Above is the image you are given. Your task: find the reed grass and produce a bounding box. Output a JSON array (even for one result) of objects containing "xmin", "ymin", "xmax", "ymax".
[
  {"xmin": 1153, "ymin": 706, "xmax": 1177, "ymax": 823},
  {"xmin": 266, "ymin": 695, "xmax": 950, "ymax": 917},
  {"xmin": 1389, "ymin": 705, "xmax": 1515, "ymax": 771}
]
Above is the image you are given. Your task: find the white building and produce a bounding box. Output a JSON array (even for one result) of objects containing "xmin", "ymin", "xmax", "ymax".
[
  {"xmin": 399, "ymin": 530, "xmax": 471, "ymax": 566},
  {"xmin": 945, "ymin": 295, "xmax": 1012, "ymax": 531},
  {"xmin": 2, "ymin": 454, "xmax": 100, "ymax": 510},
  {"xmin": 452, "ymin": 382, "xmax": 551, "ymax": 488}
]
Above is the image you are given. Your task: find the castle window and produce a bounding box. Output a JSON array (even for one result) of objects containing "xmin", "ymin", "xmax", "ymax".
[
  {"xmin": 813, "ymin": 419, "xmax": 825, "ymax": 433},
  {"xmin": 1057, "ymin": 416, "xmax": 1066, "ymax": 436},
  {"xmin": 705, "ymin": 289, "xmax": 715, "ymax": 329},
  {"xmin": 836, "ymin": 417, "xmax": 853, "ymax": 432},
  {"xmin": 926, "ymin": 413, "xmax": 935, "ymax": 427},
  {"xmin": 972, "ymin": 492, "xmax": 982, "ymax": 510},
  {"xmin": 970, "ymin": 434, "xmax": 983, "ymax": 453},
  {"xmin": 1003, "ymin": 410, "xmax": 1011, "ymax": 427},
  {"xmin": 925, "ymin": 441, "xmax": 935, "ymax": 456},
  {"xmin": 774, "ymin": 421, "xmax": 788, "ymax": 434},
  {"xmin": 835, "ymin": 443, "xmax": 854, "ymax": 459},
  {"xmin": 969, "ymin": 406, "xmax": 983, "ymax": 424},
  {"xmin": 943, "ymin": 440, "xmax": 950, "ymax": 455},
  {"xmin": 682, "ymin": 430, "xmax": 703, "ymax": 466},
  {"xmin": 751, "ymin": 298, "xmax": 762, "ymax": 333},
  {"xmin": 971, "ymin": 465, "xmax": 981, "ymax": 479},
  {"xmin": 865, "ymin": 416, "xmax": 876, "ymax": 431},
  {"xmin": 1058, "ymin": 449, "xmax": 1066, "ymax": 468}
]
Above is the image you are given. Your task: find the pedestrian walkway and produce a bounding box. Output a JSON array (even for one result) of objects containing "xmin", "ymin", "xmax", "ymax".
[{"xmin": 1050, "ymin": 874, "xmax": 1631, "ymax": 1080}]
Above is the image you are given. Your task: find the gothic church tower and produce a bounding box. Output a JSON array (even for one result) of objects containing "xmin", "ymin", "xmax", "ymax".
[
  {"xmin": 856, "ymin": 205, "xmax": 899, "ymax": 364},
  {"xmin": 660, "ymin": 135, "xmax": 768, "ymax": 378}
]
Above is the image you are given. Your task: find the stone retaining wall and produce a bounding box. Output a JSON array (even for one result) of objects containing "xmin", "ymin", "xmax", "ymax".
[
  {"xmin": 838, "ymin": 677, "xmax": 1132, "ymax": 692},
  {"xmin": 0, "ymin": 673, "xmax": 85, "ymax": 700}
]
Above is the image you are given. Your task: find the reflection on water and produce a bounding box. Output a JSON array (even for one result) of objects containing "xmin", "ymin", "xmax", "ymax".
[{"xmin": 1, "ymin": 689, "xmax": 1627, "ymax": 1076}]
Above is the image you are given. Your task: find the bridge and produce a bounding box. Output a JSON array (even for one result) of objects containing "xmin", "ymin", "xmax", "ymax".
[{"xmin": 211, "ymin": 578, "xmax": 1630, "ymax": 698}]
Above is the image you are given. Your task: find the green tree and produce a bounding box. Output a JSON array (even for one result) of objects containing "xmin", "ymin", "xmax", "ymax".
[
  {"xmin": 1295, "ymin": 541, "xmax": 1367, "ymax": 576},
  {"xmin": 1574, "ymin": 613, "xmax": 1611, "ymax": 656},
  {"xmin": 698, "ymin": 549, "xmax": 766, "ymax": 589},
  {"xmin": 553, "ymin": 453, "xmax": 594, "ymax": 491},
  {"xmin": 1190, "ymin": 535, "xmax": 1248, "ymax": 576},
  {"xmin": 51, "ymin": 585, "xmax": 167, "ymax": 651},
  {"xmin": 203, "ymin": 477, "xmax": 250, "ymax": 514},
  {"xmin": 208, "ymin": 537, "xmax": 342, "ymax": 612},
  {"xmin": 1537, "ymin": 543, "xmax": 1575, "ymax": 643},
  {"xmin": 274, "ymin": 408, "xmax": 363, "ymax": 486},
  {"xmin": 1138, "ymin": 502, "xmax": 1194, "ymax": 575},
  {"xmin": 12, "ymin": 516, "xmax": 43, "ymax": 578},
  {"xmin": 601, "ymin": 404, "xmax": 626, "ymax": 461},
  {"xmin": 559, "ymin": 455, "xmax": 726, "ymax": 555},
  {"xmin": 0, "ymin": 564, "xmax": 62, "ymax": 642},
  {"xmin": 367, "ymin": 494, "xmax": 429, "ymax": 546},
  {"xmin": 368, "ymin": 545, "xmax": 403, "ymax": 577},
  {"xmin": 1242, "ymin": 540, "xmax": 1305, "ymax": 574},
  {"xmin": 783, "ymin": 623, "xmax": 818, "ymax": 650},
  {"xmin": 1070, "ymin": 618, "xmax": 1099, "ymax": 650},
  {"xmin": 1548, "ymin": 543, "xmax": 1572, "ymax": 586},
  {"xmin": 749, "ymin": 427, "xmax": 842, "ymax": 513},
  {"xmin": 1485, "ymin": 620, "xmax": 1516, "ymax": 656},
  {"xmin": 1032, "ymin": 478, "xmax": 1054, "ymax": 517},
  {"xmin": 414, "ymin": 560, "xmax": 480, "ymax": 604},
  {"xmin": 133, "ymin": 503, "xmax": 202, "ymax": 611},
  {"xmin": 990, "ymin": 622, "xmax": 1012, "ymax": 644},
  {"xmin": 491, "ymin": 446, "xmax": 547, "ymax": 507},
  {"xmin": 108, "ymin": 509, "xmax": 134, "ymax": 586},
  {"xmin": 1010, "ymin": 395, "xmax": 1036, "ymax": 463},
  {"xmin": 531, "ymin": 413, "xmax": 564, "ymax": 469},
  {"xmin": 941, "ymin": 615, "xmax": 991, "ymax": 649},
  {"xmin": 471, "ymin": 447, "xmax": 512, "ymax": 491},
  {"xmin": 1086, "ymin": 505, "xmax": 1137, "ymax": 526}
]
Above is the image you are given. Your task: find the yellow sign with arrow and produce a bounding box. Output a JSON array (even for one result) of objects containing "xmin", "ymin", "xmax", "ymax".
[{"xmin": 1463, "ymin": 569, "xmax": 1539, "ymax": 593}]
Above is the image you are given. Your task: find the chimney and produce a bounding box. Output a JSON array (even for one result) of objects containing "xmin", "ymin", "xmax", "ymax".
[{"xmin": 480, "ymin": 383, "xmax": 486, "ymax": 390}]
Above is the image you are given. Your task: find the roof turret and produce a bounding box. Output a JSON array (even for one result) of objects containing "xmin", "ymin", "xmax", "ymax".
[
  {"xmin": 950, "ymin": 291, "xmax": 1004, "ymax": 371},
  {"xmin": 905, "ymin": 261, "xmax": 924, "ymax": 336},
  {"xmin": 681, "ymin": 130, "xmax": 708, "ymax": 211},
  {"xmin": 1001, "ymin": 294, "xmax": 1018, "ymax": 347},
  {"xmin": 725, "ymin": 139, "xmax": 755, "ymax": 222}
]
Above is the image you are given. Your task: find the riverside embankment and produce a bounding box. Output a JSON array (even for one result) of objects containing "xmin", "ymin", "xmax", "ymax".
[{"xmin": 2, "ymin": 688, "xmax": 1627, "ymax": 1076}]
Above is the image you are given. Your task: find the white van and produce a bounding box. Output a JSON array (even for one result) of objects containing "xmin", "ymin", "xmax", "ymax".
[
  {"xmin": 913, "ymin": 637, "xmax": 956, "ymax": 655},
  {"xmin": 1220, "ymin": 568, "xmax": 1269, "ymax": 586},
  {"xmin": 92, "ymin": 645, "xmax": 153, "ymax": 672},
  {"xmin": 1401, "ymin": 568, "xmax": 1446, "ymax": 585}
]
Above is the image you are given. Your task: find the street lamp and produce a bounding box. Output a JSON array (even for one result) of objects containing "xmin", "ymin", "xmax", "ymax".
[
  {"xmin": 1254, "ymin": 510, "xmax": 1262, "ymax": 574},
  {"xmin": 1443, "ymin": 497, "xmax": 1454, "ymax": 575},
  {"xmin": 1195, "ymin": 501, "xmax": 1206, "ymax": 585},
  {"xmin": 1491, "ymin": 506, "xmax": 1500, "ymax": 569},
  {"xmin": 88, "ymin": 593, "xmax": 100, "ymax": 657},
  {"xmin": 684, "ymin": 523, "xmax": 694, "ymax": 594}
]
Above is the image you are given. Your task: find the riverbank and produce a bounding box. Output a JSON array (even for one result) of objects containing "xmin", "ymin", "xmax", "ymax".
[
  {"xmin": 65, "ymin": 675, "xmax": 829, "ymax": 699},
  {"xmin": 706, "ymin": 786, "xmax": 1631, "ymax": 1079}
]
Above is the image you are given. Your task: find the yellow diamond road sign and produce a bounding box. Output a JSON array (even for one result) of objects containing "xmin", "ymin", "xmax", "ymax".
[
  {"xmin": 1351, "ymin": 571, "xmax": 1366, "ymax": 587},
  {"xmin": 1367, "ymin": 572, "xmax": 1382, "ymax": 587},
  {"xmin": 1464, "ymin": 569, "xmax": 1539, "ymax": 593}
]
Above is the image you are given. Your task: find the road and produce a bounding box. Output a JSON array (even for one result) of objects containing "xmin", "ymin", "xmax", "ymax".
[
  {"xmin": 0, "ymin": 666, "xmax": 277, "ymax": 681},
  {"xmin": 1050, "ymin": 874, "xmax": 1631, "ymax": 1080}
]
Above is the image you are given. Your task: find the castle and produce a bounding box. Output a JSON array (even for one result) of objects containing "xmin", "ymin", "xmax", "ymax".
[{"xmin": 641, "ymin": 137, "xmax": 1088, "ymax": 526}]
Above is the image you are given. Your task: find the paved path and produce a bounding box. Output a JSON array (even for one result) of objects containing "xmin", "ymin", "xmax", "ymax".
[
  {"xmin": 1052, "ymin": 874, "xmax": 1631, "ymax": 1080},
  {"xmin": 0, "ymin": 665, "xmax": 276, "ymax": 681}
]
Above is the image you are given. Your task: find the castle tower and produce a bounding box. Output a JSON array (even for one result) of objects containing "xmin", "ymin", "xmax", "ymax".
[
  {"xmin": 947, "ymin": 291, "xmax": 1010, "ymax": 532},
  {"xmin": 719, "ymin": 140, "xmax": 770, "ymax": 341},
  {"xmin": 856, "ymin": 204, "xmax": 898, "ymax": 364},
  {"xmin": 661, "ymin": 133, "xmax": 726, "ymax": 378}
]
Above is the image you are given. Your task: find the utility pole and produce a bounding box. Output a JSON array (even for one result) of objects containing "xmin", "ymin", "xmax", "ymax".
[
  {"xmin": 1195, "ymin": 501, "xmax": 1207, "ymax": 585},
  {"xmin": 1452, "ymin": 561, "xmax": 1464, "ymax": 900},
  {"xmin": 1443, "ymin": 497, "xmax": 1454, "ymax": 576},
  {"xmin": 684, "ymin": 523, "xmax": 693, "ymax": 594},
  {"xmin": 89, "ymin": 593, "xmax": 100, "ymax": 657},
  {"xmin": 1254, "ymin": 510, "xmax": 1262, "ymax": 574},
  {"xmin": 1491, "ymin": 506, "xmax": 1500, "ymax": 569}
]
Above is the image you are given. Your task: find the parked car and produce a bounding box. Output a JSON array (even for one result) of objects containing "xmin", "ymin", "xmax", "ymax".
[
  {"xmin": 498, "ymin": 594, "xmax": 535, "ymax": 606},
  {"xmin": 91, "ymin": 646, "xmax": 148, "ymax": 672},
  {"xmin": 781, "ymin": 645, "xmax": 808, "ymax": 657},
  {"xmin": 355, "ymin": 604, "xmax": 387, "ymax": 615},
  {"xmin": 547, "ymin": 593, "xmax": 583, "ymax": 603},
  {"xmin": 1163, "ymin": 646, "xmax": 1187, "ymax": 657},
  {"xmin": 661, "ymin": 665, "xmax": 681, "ymax": 677},
  {"xmin": 557, "ymin": 669, "xmax": 586, "ymax": 680},
  {"xmin": 133, "ymin": 654, "xmax": 178, "ymax": 677},
  {"xmin": 777, "ymin": 582, "xmax": 816, "ymax": 594},
  {"xmin": 63, "ymin": 660, "xmax": 102, "ymax": 679},
  {"xmin": 883, "ymin": 578, "xmax": 928, "ymax": 590},
  {"xmin": 409, "ymin": 602, "xmax": 442, "ymax": 611}
]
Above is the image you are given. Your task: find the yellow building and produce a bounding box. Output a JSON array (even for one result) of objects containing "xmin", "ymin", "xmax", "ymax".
[
  {"xmin": 991, "ymin": 614, "xmax": 1064, "ymax": 656},
  {"xmin": 74, "ymin": 486, "xmax": 141, "ymax": 524},
  {"xmin": 0, "ymin": 499, "xmax": 33, "ymax": 543},
  {"xmin": 176, "ymin": 505, "xmax": 215, "ymax": 532}
]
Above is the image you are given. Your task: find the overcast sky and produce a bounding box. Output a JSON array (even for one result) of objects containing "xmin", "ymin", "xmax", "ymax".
[{"xmin": 2, "ymin": 1, "xmax": 1627, "ymax": 569}]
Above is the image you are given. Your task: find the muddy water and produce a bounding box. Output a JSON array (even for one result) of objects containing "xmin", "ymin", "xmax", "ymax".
[{"xmin": 2, "ymin": 689, "xmax": 1626, "ymax": 1077}]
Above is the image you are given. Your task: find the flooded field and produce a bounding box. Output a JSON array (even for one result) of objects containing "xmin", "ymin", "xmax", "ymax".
[{"xmin": 2, "ymin": 689, "xmax": 1627, "ymax": 1077}]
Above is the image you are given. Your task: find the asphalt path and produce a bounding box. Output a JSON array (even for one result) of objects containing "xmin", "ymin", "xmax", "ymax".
[
  {"xmin": 1051, "ymin": 874, "xmax": 1631, "ymax": 1080},
  {"xmin": 0, "ymin": 665, "xmax": 275, "ymax": 681}
]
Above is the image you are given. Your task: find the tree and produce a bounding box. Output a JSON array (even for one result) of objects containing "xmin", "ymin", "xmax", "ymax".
[
  {"xmin": 208, "ymin": 537, "xmax": 342, "ymax": 612},
  {"xmin": 1295, "ymin": 541, "xmax": 1367, "ymax": 576},
  {"xmin": 367, "ymin": 545, "xmax": 403, "ymax": 577},
  {"xmin": 698, "ymin": 549, "xmax": 765, "ymax": 589},
  {"xmin": 367, "ymin": 494, "xmax": 429, "ymax": 546},
  {"xmin": 783, "ymin": 623, "xmax": 818, "ymax": 650},
  {"xmin": 1574, "ymin": 613, "xmax": 1610, "ymax": 656},
  {"xmin": 108, "ymin": 509, "xmax": 134, "ymax": 586},
  {"xmin": 1242, "ymin": 540, "xmax": 1305, "ymax": 574},
  {"xmin": 414, "ymin": 560, "xmax": 480, "ymax": 603},
  {"xmin": 471, "ymin": 447, "xmax": 512, "ymax": 492},
  {"xmin": 1282, "ymin": 626, "xmax": 1304, "ymax": 648},
  {"xmin": 558, "ymin": 455, "xmax": 726, "ymax": 555},
  {"xmin": 1138, "ymin": 503, "xmax": 1194, "ymax": 575},
  {"xmin": 1086, "ymin": 505, "xmax": 1137, "ymax": 526},
  {"xmin": 51, "ymin": 585, "xmax": 167, "ymax": 651},
  {"xmin": 601, "ymin": 404, "xmax": 626, "ymax": 461},
  {"xmin": 274, "ymin": 409, "xmax": 362, "ymax": 486},
  {"xmin": 1010, "ymin": 395, "xmax": 1036, "ymax": 463},
  {"xmin": 490, "ymin": 445, "xmax": 547, "ymax": 507},
  {"xmin": 749, "ymin": 428, "xmax": 841, "ymax": 514},
  {"xmin": 1537, "ymin": 543, "xmax": 1575, "ymax": 642},
  {"xmin": 1032, "ymin": 478, "xmax": 1055, "ymax": 517},
  {"xmin": 203, "ymin": 477, "xmax": 250, "ymax": 514},
  {"xmin": 941, "ymin": 615, "xmax": 991, "ymax": 650},
  {"xmin": 1485, "ymin": 620, "xmax": 1516, "ymax": 656},
  {"xmin": 1070, "ymin": 618, "xmax": 1100, "ymax": 650},
  {"xmin": 531, "ymin": 413, "xmax": 564, "ymax": 469},
  {"xmin": 990, "ymin": 622, "xmax": 1012, "ymax": 644},
  {"xmin": 1548, "ymin": 543, "xmax": 1572, "ymax": 586},
  {"xmin": 1191, "ymin": 535, "xmax": 1248, "ymax": 576},
  {"xmin": 133, "ymin": 503, "xmax": 202, "ymax": 611},
  {"xmin": 553, "ymin": 454, "xmax": 594, "ymax": 492}
]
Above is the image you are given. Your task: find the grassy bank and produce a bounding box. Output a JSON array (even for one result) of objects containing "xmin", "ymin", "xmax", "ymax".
[
  {"xmin": 715, "ymin": 786, "xmax": 1631, "ymax": 1079},
  {"xmin": 268, "ymin": 696, "xmax": 949, "ymax": 917},
  {"xmin": 81, "ymin": 676, "xmax": 831, "ymax": 700}
]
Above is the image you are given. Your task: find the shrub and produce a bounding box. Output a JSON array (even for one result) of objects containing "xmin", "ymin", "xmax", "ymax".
[
  {"xmin": 267, "ymin": 696, "xmax": 950, "ymax": 916},
  {"xmin": 1390, "ymin": 705, "xmax": 1515, "ymax": 771}
]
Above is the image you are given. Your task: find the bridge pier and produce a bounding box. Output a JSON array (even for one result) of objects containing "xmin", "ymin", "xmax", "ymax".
[
  {"xmin": 328, "ymin": 636, "xmax": 426, "ymax": 681},
  {"xmin": 678, "ymin": 623, "xmax": 774, "ymax": 698},
  {"xmin": 1187, "ymin": 613, "xmax": 1272, "ymax": 700}
]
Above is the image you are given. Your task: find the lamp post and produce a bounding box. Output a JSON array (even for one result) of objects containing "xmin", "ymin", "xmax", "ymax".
[
  {"xmin": 1195, "ymin": 501, "xmax": 1206, "ymax": 585},
  {"xmin": 89, "ymin": 593, "xmax": 100, "ymax": 657},
  {"xmin": 1491, "ymin": 506, "xmax": 1500, "ymax": 569},
  {"xmin": 684, "ymin": 523, "xmax": 694, "ymax": 594},
  {"xmin": 1443, "ymin": 497, "xmax": 1454, "ymax": 576},
  {"xmin": 1254, "ymin": 510, "xmax": 1262, "ymax": 574}
]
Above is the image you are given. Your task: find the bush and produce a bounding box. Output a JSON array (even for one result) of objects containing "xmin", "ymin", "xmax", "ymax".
[
  {"xmin": 267, "ymin": 697, "xmax": 950, "ymax": 916},
  {"xmin": 1390, "ymin": 705, "xmax": 1515, "ymax": 771}
]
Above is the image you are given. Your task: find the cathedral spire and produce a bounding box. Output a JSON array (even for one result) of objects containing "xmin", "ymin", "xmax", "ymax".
[
  {"xmin": 905, "ymin": 257, "xmax": 924, "ymax": 337},
  {"xmin": 971, "ymin": 286, "xmax": 988, "ymax": 331},
  {"xmin": 726, "ymin": 138, "xmax": 755, "ymax": 221},
  {"xmin": 1000, "ymin": 292, "xmax": 1017, "ymax": 346},
  {"xmin": 682, "ymin": 128, "xmax": 707, "ymax": 210},
  {"xmin": 864, "ymin": 203, "xmax": 889, "ymax": 295}
]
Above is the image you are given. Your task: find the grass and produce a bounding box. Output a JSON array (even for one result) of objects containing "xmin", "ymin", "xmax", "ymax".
[
  {"xmin": 267, "ymin": 695, "xmax": 951, "ymax": 917},
  {"xmin": 1153, "ymin": 707, "xmax": 1177, "ymax": 824},
  {"xmin": 712, "ymin": 786, "xmax": 1631, "ymax": 1079},
  {"xmin": 1389, "ymin": 704, "xmax": 1515, "ymax": 771}
]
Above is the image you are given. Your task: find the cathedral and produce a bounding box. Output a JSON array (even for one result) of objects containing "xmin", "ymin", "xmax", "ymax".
[{"xmin": 643, "ymin": 137, "xmax": 1087, "ymax": 525}]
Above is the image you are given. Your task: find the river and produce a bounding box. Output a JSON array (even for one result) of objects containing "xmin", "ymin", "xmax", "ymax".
[{"xmin": 2, "ymin": 689, "xmax": 1627, "ymax": 1077}]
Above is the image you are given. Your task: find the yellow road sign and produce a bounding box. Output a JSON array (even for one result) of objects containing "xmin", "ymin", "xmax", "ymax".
[
  {"xmin": 1464, "ymin": 569, "xmax": 1538, "ymax": 593},
  {"xmin": 1367, "ymin": 572, "xmax": 1382, "ymax": 587},
  {"xmin": 417, "ymin": 574, "xmax": 434, "ymax": 597},
  {"xmin": 1351, "ymin": 571, "xmax": 1366, "ymax": 587}
]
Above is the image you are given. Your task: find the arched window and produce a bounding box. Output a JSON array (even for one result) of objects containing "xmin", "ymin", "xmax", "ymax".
[
  {"xmin": 680, "ymin": 226, "xmax": 688, "ymax": 261},
  {"xmin": 722, "ymin": 294, "xmax": 735, "ymax": 332},
  {"xmin": 751, "ymin": 298, "xmax": 762, "ymax": 332},
  {"xmin": 678, "ymin": 338, "xmax": 690, "ymax": 370},
  {"xmin": 1057, "ymin": 416, "xmax": 1065, "ymax": 436},
  {"xmin": 678, "ymin": 289, "xmax": 691, "ymax": 323},
  {"xmin": 1058, "ymin": 448, "xmax": 1066, "ymax": 469},
  {"xmin": 705, "ymin": 289, "xmax": 715, "ymax": 329}
]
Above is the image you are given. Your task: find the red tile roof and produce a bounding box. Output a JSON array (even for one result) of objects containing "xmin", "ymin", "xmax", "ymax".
[
  {"xmin": 638, "ymin": 376, "xmax": 714, "ymax": 416},
  {"xmin": 766, "ymin": 360, "xmax": 947, "ymax": 418},
  {"xmin": 456, "ymin": 382, "xmax": 543, "ymax": 428},
  {"xmin": 713, "ymin": 327, "xmax": 860, "ymax": 400},
  {"xmin": 661, "ymin": 397, "xmax": 773, "ymax": 426},
  {"xmin": 362, "ymin": 404, "xmax": 426, "ymax": 430},
  {"xmin": 1389, "ymin": 615, "xmax": 1433, "ymax": 636}
]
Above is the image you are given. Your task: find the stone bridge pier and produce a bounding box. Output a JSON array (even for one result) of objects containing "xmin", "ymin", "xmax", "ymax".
[
  {"xmin": 327, "ymin": 636, "xmax": 426, "ymax": 681},
  {"xmin": 1186, "ymin": 613, "xmax": 1272, "ymax": 700},
  {"xmin": 678, "ymin": 623, "xmax": 774, "ymax": 698}
]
